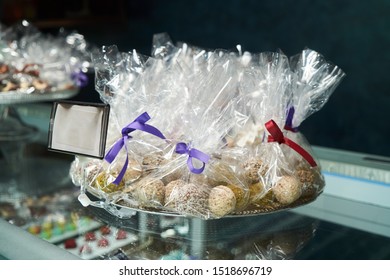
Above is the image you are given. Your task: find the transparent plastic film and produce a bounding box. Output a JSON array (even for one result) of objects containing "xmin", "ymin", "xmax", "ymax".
[
  {"xmin": 0, "ymin": 21, "xmax": 94, "ymax": 93},
  {"xmin": 288, "ymin": 48, "xmax": 346, "ymax": 128},
  {"xmin": 73, "ymin": 34, "xmax": 344, "ymax": 219},
  {"xmin": 118, "ymin": 46, "xmax": 246, "ymax": 219}
]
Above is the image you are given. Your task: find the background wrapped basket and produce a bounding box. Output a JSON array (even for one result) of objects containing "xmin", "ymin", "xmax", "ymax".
[{"xmin": 70, "ymin": 33, "xmax": 344, "ymax": 220}]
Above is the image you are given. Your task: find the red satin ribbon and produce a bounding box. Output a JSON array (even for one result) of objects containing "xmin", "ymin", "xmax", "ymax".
[{"xmin": 265, "ymin": 119, "xmax": 317, "ymax": 167}]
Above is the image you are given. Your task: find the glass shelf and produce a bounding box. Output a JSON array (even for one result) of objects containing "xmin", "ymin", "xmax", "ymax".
[
  {"xmin": 0, "ymin": 87, "xmax": 79, "ymax": 105},
  {"xmin": 0, "ymin": 103, "xmax": 389, "ymax": 260},
  {"xmin": 0, "ymin": 88, "xmax": 79, "ymax": 200}
]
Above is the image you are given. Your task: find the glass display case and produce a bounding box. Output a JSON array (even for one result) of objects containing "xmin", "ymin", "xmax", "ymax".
[{"xmin": 0, "ymin": 103, "xmax": 389, "ymax": 260}]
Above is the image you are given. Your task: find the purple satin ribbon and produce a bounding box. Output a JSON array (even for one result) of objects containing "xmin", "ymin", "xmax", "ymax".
[
  {"xmin": 105, "ymin": 112, "xmax": 166, "ymax": 185},
  {"xmin": 175, "ymin": 142, "xmax": 210, "ymax": 174},
  {"xmin": 284, "ymin": 106, "xmax": 299, "ymax": 132},
  {"xmin": 71, "ymin": 70, "xmax": 88, "ymax": 87}
]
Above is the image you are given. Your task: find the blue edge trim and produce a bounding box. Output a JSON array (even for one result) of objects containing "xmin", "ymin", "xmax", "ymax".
[{"xmin": 323, "ymin": 171, "xmax": 390, "ymax": 188}]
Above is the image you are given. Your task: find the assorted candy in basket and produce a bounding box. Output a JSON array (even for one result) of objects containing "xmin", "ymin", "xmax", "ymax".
[
  {"xmin": 70, "ymin": 33, "xmax": 345, "ymax": 219},
  {"xmin": 0, "ymin": 20, "xmax": 95, "ymax": 93}
]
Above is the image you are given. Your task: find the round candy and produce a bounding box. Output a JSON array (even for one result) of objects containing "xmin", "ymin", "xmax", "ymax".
[
  {"xmin": 56, "ymin": 218, "xmax": 66, "ymax": 231},
  {"xmin": 164, "ymin": 179, "xmax": 186, "ymax": 209},
  {"xmin": 135, "ymin": 179, "xmax": 165, "ymax": 207},
  {"xmin": 84, "ymin": 232, "xmax": 96, "ymax": 241},
  {"xmin": 273, "ymin": 176, "xmax": 302, "ymax": 205},
  {"xmin": 40, "ymin": 230, "xmax": 52, "ymax": 240},
  {"xmin": 242, "ymin": 158, "xmax": 267, "ymax": 184},
  {"xmin": 116, "ymin": 229, "xmax": 127, "ymax": 240},
  {"xmin": 64, "ymin": 238, "xmax": 77, "ymax": 249},
  {"xmin": 84, "ymin": 161, "xmax": 102, "ymax": 185},
  {"xmin": 123, "ymin": 160, "xmax": 143, "ymax": 184},
  {"xmin": 65, "ymin": 222, "xmax": 76, "ymax": 232},
  {"xmin": 100, "ymin": 226, "xmax": 111, "ymax": 235},
  {"xmin": 174, "ymin": 183, "xmax": 209, "ymax": 218},
  {"xmin": 208, "ymin": 186, "xmax": 236, "ymax": 217},
  {"xmin": 79, "ymin": 244, "xmax": 92, "ymax": 255},
  {"xmin": 295, "ymin": 166, "xmax": 324, "ymax": 198},
  {"xmin": 41, "ymin": 221, "xmax": 52, "ymax": 231},
  {"xmin": 27, "ymin": 224, "xmax": 41, "ymax": 235},
  {"xmin": 97, "ymin": 238, "xmax": 109, "ymax": 247}
]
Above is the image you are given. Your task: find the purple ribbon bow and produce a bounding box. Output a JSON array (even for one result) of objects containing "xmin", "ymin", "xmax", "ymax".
[
  {"xmin": 175, "ymin": 142, "xmax": 210, "ymax": 174},
  {"xmin": 284, "ymin": 106, "xmax": 299, "ymax": 132},
  {"xmin": 105, "ymin": 112, "xmax": 166, "ymax": 185},
  {"xmin": 71, "ymin": 70, "xmax": 88, "ymax": 87}
]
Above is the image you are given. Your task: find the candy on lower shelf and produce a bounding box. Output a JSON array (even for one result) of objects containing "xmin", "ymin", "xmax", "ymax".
[
  {"xmin": 52, "ymin": 226, "xmax": 64, "ymax": 236},
  {"xmin": 40, "ymin": 229, "xmax": 52, "ymax": 240},
  {"xmin": 97, "ymin": 238, "xmax": 109, "ymax": 247},
  {"xmin": 27, "ymin": 224, "xmax": 41, "ymax": 235},
  {"xmin": 115, "ymin": 229, "xmax": 127, "ymax": 240},
  {"xmin": 84, "ymin": 232, "xmax": 96, "ymax": 241},
  {"xmin": 64, "ymin": 238, "xmax": 77, "ymax": 249},
  {"xmin": 99, "ymin": 226, "xmax": 111, "ymax": 235},
  {"xmin": 79, "ymin": 244, "xmax": 93, "ymax": 255},
  {"xmin": 65, "ymin": 222, "xmax": 76, "ymax": 231}
]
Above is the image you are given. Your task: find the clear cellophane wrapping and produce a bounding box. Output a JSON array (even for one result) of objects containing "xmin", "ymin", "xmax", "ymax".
[
  {"xmin": 0, "ymin": 21, "xmax": 95, "ymax": 93},
  {"xmin": 70, "ymin": 34, "xmax": 345, "ymax": 219}
]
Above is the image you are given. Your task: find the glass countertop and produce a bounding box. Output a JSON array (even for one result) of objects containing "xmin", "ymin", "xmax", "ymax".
[{"xmin": 0, "ymin": 103, "xmax": 389, "ymax": 260}]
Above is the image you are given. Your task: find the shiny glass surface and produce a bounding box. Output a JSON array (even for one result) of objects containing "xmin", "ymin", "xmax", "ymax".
[{"xmin": 0, "ymin": 104, "xmax": 389, "ymax": 260}]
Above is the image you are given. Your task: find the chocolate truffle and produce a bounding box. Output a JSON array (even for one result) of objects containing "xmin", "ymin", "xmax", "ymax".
[
  {"xmin": 85, "ymin": 232, "xmax": 96, "ymax": 241},
  {"xmin": 164, "ymin": 179, "xmax": 186, "ymax": 209},
  {"xmin": 172, "ymin": 183, "xmax": 209, "ymax": 218},
  {"xmin": 135, "ymin": 179, "xmax": 165, "ymax": 207},
  {"xmin": 273, "ymin": 176, "xmax": 302, "ymax": 205},
  {"xmin": 84, "ymin": 161, "xmax": 102, "ymax": 185},
  {"xmin": 242, "ymin": 158, "xmax": 267, "ymax": 183},
  {"xmin": 208, "ymin": 185, "xmax": 236, "ymax": 217},
  {"xmin": 142, "ymin": 154, "xmax": 167, "ymax": 169},
  {"xmin": 123, "ymin": 162, "xmax": 143, "ymax": 184},
  {"xmin": 295, "ymin": 166, "xmax": 324, "ymax": 198}
]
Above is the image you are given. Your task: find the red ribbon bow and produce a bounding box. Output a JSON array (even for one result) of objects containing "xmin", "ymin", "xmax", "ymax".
[{"xmin": 265, "ymin": 119, "xmax": 317, "ymax": 167}]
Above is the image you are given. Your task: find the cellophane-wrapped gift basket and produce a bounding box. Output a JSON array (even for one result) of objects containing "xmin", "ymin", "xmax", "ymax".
[{"xmin": 70, "ymin": 33, "xmax": 345, "ymax": 219}]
